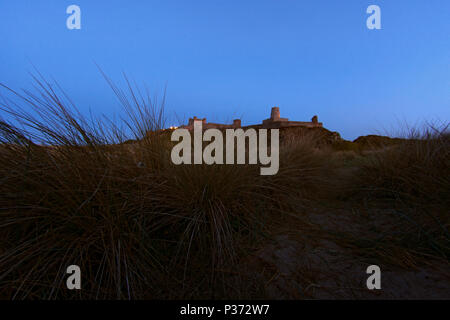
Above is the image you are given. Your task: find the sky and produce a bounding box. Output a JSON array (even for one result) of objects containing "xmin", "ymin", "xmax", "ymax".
[{"xmin": 0, "ymin": 0, "xmax": 449, "ymax": 140}]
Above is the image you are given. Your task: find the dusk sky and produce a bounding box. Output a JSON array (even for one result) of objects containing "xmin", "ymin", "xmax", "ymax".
[{"xmin": 1, "ymin": 0, "xmax": 449, "ymax": 140}]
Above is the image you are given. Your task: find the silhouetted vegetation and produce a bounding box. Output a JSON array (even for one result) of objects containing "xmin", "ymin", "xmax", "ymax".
[{"xmin": 0, "ymin": 75, "xmax": 448, "ymax": 299}]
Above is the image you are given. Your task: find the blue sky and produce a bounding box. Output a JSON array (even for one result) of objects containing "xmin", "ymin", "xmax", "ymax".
[{"xmin": 1, "ymin": 0, "xmax": 449, "ymax": 139}]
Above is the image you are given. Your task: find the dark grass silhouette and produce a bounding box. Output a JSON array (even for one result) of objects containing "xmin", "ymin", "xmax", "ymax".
[
  {"xmin": 0, "ymin": 74, "xmax": 448, "ymax": 299},
  {"xmin": 347, "ymin": 124, "xmax": 450, "ymax": 259}
]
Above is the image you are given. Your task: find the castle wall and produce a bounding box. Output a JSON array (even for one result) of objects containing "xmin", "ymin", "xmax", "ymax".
[
  {"xmin": 260, "ymin": 121, "xmax": 323, "ymax": 129},
  {"xmin": 180, "ymin": 107, "xmax": 323, "ymax": 131},
  {"xmin": 181, "ymin": 119, "xmax": 241, "ymax": 130}
]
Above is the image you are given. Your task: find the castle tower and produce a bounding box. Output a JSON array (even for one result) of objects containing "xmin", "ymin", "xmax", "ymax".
[{"xmin": 271, "ymin": 107, "xmax": 280, "ymax": 121}]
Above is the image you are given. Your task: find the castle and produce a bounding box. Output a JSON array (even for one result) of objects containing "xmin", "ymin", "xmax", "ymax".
[
  {"xmin": 260, "ymin": 107, "xmax": 323, "ymax": 129},
  {"xmin": 183, "ymin": 116, "xmax": 241, "ymax": 130},
  {"xmin": 179, "ymin": 107, "xmax": 323, "ymax": 130}
]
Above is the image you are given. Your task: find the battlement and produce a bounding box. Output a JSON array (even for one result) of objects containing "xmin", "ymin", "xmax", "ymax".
[
  {"xmin": 178, "ymin": 107, "xmax": 323, "ymax": 130},
  {"xmin": 182, "ymin": 116, "xmax": 241, "ymax": 130},
  {"xmin": 261, "ymin": 107, "xmax": 322, "ymax": 129}
]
